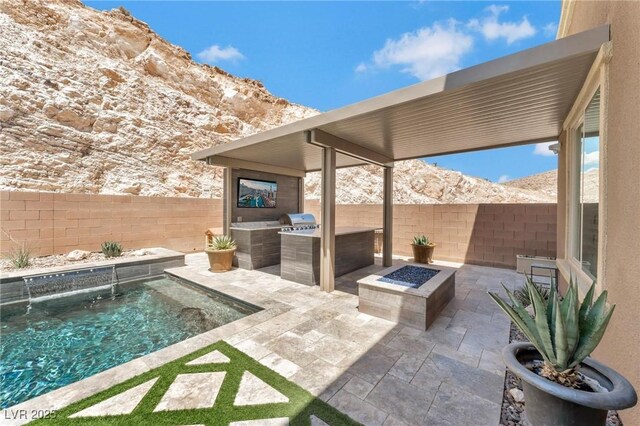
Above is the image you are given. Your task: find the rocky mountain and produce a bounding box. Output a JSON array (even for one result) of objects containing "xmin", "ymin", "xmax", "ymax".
[
  {"xmin": 0, "ymin": 0, "xmax": 555, "ymax": 204},
  {"xmin": 0, "ymin": 0, "xmax": 315, "ymax": 197},
  {"xmin": 502, "ymin": 170, "xmax": 558, "ymax": 199},
  {"xmin": 503, "ymin": 168, "xmax": 599, "ymax": 203},
  {"xmin": 305, "ymin": 161, "xmax": 555, "ymax": 204}
]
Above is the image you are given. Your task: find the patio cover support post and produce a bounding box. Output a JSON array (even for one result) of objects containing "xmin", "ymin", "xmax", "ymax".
[
  {"xmin": 298, "ymin": 177, "xmax": 305, "ymax": 213},
  {"xmin": 320, "ymin": 146, "xmax": 336, "ymax": 292},
  {"xmin": 383, "ymin": 165, "xmax": 393, "ymax": 267},
  {"xmin": 223, "ymin": 167, "xmax": 232, "ymax": 236}
]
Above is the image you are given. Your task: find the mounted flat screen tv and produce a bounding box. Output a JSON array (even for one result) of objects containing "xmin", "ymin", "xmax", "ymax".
[{"xmin": 237, "ymin": 178, "xmax": 277, "ymax": 208}]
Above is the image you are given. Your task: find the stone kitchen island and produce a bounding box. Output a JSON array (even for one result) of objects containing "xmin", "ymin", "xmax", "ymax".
[
  {"xmin": 230, "ymin": 221, "xmax": 283, "ymax": 270},
  {"xmin": 279, "ymin": 226, "xmax": 376, "ymax": 286}
]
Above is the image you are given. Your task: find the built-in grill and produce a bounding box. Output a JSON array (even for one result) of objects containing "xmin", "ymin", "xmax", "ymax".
[{"xmin": 279, "ymin": 213, "xmax": 320, "ymax": 232}]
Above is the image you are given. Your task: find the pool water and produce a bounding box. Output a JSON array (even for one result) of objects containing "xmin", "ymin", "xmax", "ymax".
[{"xmin": 0, "ymin": 275, "xmax": 259, "ymax": 409}]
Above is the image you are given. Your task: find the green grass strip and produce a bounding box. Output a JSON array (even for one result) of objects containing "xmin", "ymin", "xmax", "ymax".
[{"xmin": 30, "ymin": 341, "xmax": 361, "ymax": 426}]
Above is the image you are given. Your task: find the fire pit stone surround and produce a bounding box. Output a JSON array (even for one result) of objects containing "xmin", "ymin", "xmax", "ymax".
[{"xmin": 357, "ymin": 263, "xmax": 456, "ymax": 330}]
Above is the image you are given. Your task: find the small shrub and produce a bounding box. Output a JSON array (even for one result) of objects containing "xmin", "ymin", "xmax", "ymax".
[
  {"xmin": 513, "ymin": 279, "xmax": 551, "ymax": 307},
  {"xmin": 208, "ymin": 235, "xmax": 236, "ymax": 251},
  {"xmin": 101, "ymin": 241, "xmax": 123, "ymax": 258},
  {"xmin": 412, "ymin": 235, "xmax": 431, "ymax": 246},
  {"xmin": 7, "ymin": 246, "xmax": 30, "ymax": 269}
]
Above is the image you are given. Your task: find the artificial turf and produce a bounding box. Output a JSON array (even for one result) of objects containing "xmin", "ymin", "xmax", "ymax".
[{"xmin": 30, "ymin": 341, "xmax": 361, "ymax": 426}]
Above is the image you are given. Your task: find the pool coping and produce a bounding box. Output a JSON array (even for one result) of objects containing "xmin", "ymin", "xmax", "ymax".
[{"xmin": 0, "ymin": 265, "xmax": 292, "ymax": 426}]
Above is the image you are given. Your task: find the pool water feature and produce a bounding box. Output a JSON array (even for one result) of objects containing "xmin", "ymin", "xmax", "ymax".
[
  {"xmin": 23, "ymin": 265, "xmax": 117, "ymax": 302},
  {"xmin": 377, "ymin": 265, "xmax": 440, "ymax": 288},
  {"xmin": 0, "ymin": 275, "xmax": 259, "ymax": 409}
]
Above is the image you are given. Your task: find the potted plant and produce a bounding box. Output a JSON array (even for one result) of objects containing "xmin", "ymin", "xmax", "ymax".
[
  {"xmin": 411, "ymin": 235, "xmax": 436, "ymax": 264},
  {"xmin": 488, "ymin": 277, "xmax": 637, "ymax": 426},
  {"xmin": 205, "ymin": 235, "xmax": 237, "ymax": 272}
]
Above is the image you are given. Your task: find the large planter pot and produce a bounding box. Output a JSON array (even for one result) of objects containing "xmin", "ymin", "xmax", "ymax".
[
  {"xmin": 205, "ymin": 248, "xmax": 236, "ymax": 272},
  {"xmin": 503, "ymin": 343, "xmax": 637, "ymax": 426},
  {"xmin": 411, "ymin": 243, "xmax": 436, "ymax": 264}
]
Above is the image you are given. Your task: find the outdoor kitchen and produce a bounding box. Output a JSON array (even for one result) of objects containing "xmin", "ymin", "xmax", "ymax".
[{"xmin": 225, "ymin": 168, "xmax": 376, "ymax": 285}]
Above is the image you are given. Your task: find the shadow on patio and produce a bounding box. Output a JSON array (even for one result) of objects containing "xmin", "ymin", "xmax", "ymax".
[{"xmin": 171, "ymin": 252, "xmax": 523, "ymax": 425}]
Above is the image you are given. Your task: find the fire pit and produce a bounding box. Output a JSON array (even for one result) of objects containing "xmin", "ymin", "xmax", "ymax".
[{"xmin": 358, "ymin": 263, "xmax": 456, "ymax": 330}]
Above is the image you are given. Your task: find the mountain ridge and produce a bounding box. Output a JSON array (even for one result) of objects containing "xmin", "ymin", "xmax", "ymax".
[{"xmin": 0, "ymin": 0, "xmax": 555, "ymax": 204}]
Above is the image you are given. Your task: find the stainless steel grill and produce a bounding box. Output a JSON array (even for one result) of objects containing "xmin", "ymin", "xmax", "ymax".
[{"xmin": 279, "ymin": 213, "xmax": 319, "ymax": 231}]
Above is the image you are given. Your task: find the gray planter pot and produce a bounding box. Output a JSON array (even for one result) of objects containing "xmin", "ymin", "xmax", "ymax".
[{"xmin": 503, "ymin": 343, "xmax": 637, "ymax": 426}]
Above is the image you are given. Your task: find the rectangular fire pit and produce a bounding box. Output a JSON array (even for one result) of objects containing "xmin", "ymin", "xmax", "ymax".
[{"xmin": 357, "ymin": 263, "xmax": 456, "ymax": 330}]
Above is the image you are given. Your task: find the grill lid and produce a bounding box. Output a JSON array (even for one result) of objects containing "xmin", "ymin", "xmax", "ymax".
[{"xmin": 280, "ymin": 213, "xmax": 317, "ymax": 226}]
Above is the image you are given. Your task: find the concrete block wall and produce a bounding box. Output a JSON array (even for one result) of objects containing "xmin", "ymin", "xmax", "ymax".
[
  {"xmin": 0, "ymin": 191, "xmax": 556, "ymax": 267},
  {"xmin": 305, "ymin": 200, "xmax": 557, "ymax": 269},
  {"xmin": 0, "ymin": 191, "xmax": 222, "ymax": 256}
]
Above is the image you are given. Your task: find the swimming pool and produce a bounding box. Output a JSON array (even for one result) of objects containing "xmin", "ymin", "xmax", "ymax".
[{"xmin": 0, "ymin": 275, "xmax": 259, "ymax": 409}]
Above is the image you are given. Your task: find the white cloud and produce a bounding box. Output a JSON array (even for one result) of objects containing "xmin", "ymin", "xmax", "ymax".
[
  {"xmin": 543, "ymin": 22, "xmax": 558, "ymax": 38},
  {"xmin": 197, "ymin": 44, "xmax": 245, "ymax": 64},
  {"xmin": 468, "ymin": 5, "xmax": 536, "ymax": 44},
  {"xmin": 356, "ymin": 6, "xmax": 541, "ymax": 81},
  {"xmin": 584, "ymin": 150, "xmax": 599, "ymax": 165},
  {"xmin": 364, "ymin": 20, "xmax": 473, "ymax": 81},
  {"xmin": 354, "ymin": 62, "xmax": 368, "ymax": 73},
  {"xmin": 498, "ymin": 174, "xmax": 510, "ymax": 183},
  {"xmin": 533, "ymin": 142, "xmax": 556, "ymax": 157}
]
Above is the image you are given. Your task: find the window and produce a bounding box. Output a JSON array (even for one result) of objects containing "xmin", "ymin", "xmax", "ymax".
[{"xmin": 570, "ymin": 89, "xmax": 600, "ymax": 279}]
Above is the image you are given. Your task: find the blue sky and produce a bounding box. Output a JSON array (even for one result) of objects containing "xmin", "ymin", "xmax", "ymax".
[{"xmin": 86, "ymin": 1, "xmax": 561, "ymax": 182}]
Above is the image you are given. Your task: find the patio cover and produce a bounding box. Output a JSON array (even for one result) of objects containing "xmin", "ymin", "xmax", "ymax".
[
  {"xmin": 192, "ymin": 25, "xmax": 609, "ymax": 292},
  {"xmin": 192, "ymin": 25, "xmax": 609, "ymax": 173}
]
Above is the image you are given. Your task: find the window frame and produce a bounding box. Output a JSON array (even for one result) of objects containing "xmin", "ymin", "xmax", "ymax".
[{"xmin": 558, "ymin": 42, "xmax": 611, "ymax": 295}]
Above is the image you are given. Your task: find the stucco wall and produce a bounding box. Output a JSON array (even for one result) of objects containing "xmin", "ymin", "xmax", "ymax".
[
  {"xmin": 561, "ymin": 2, "xmax": 640, "ymax": 423},
  {"xmin": 0, "ymin": 191, "xmax": 222, "ymax": 256},
  {"xmin": 305, "ymin": 200, "xmax": 557, "ymax": 269}
]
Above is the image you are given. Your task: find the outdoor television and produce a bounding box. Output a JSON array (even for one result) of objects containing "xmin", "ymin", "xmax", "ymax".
[{"xmin": 237, "ymin": 178, "xmax": 277, "ymax": 208}]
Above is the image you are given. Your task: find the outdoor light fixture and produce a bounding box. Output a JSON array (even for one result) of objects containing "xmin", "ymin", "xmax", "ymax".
[{"xmin": 548, "ymin": 143, "xmax": 560, "ymax": 154}]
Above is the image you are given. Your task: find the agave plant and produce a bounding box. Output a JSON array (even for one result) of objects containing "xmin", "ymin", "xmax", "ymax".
[
  {"xmin": 488, "ymin": 276, "xmax": 615, "ymax": 381},
  {"xmin": 513, "ymin": 279, "xmax": 551, "ymax": 307},
  {"xmin": 412, "ymin": 235, "xmax": 431, "ymax": 246},
  {"xmin": 101, "ymin": 241, "xmax": 123, "ymax": 258},
  {"xmin": 208, "ymin": 235, "xmax": 236, "ymax": 251}
]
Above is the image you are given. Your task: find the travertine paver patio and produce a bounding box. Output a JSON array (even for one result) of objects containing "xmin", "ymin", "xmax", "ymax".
[
  {"xmin": 5, "ymin": 253, "xmax": 520, "ymax": 425},
  {"xmin": 166, "ymin": 253, "xmax": 521, "ymax": 425}
]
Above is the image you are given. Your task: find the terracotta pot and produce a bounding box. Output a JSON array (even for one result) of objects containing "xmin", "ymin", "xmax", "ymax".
[
  {"xmin": 411, "ymin": 243, "xmax": 436, "ymax": 264},
  {"xmin": 205, "ymin": 248, "xmax": 236, "ymax": 272}
]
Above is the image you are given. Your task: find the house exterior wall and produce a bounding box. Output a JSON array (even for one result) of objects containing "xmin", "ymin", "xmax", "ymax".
[
  {"xmin": 305, "ymin": 200, "xmax": 557, "ymax": 269},
  {"xmin": 0, "ymin": 191, "xmax": 221, "ymax": 256},
  {"xmin": 559, "ymin": 1, "xmax": 640, "ymax": 423}
]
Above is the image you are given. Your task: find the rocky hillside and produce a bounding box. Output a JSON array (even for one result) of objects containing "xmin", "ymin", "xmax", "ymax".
[
  {"xmin": 0, "ymin": 0, "xmax": 555, "ymax": 204},
  {"xmin": 0, "ymin": 0, "xmax": 315, "ymax": 197},
  {"xmin": 306, "ymin": 161, "xmax": 555, "ymax": 204},
  {"xmin": 504, "ymin": 168, "xmax": 599, "ymax": 203},
  {"xmin": 502, "ymin": 170, "xmax": 558, "ymax": 199}
]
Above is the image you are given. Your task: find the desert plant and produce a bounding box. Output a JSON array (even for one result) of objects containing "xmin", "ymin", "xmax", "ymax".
[
  {"xmin": 412, "ymin": 235, "xmax": 431, "ymax": 246},
  {"xmin": 488, "ymin": 276, "xmax": 615, "ymax": 385},
  {"xmin": 513, "ymin": 278, "xmax": 551, "ymax": 307},
  {"xmin": 7, "ymin": 245, "xmax": 31, "ymax": 269},
  {"xmin": 101, "ymin": 241, "xmax": 123, "ymax": 258},
  {"xmin": 208, "ymin": 235, "xmax": 236, "ymax": 251}
]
